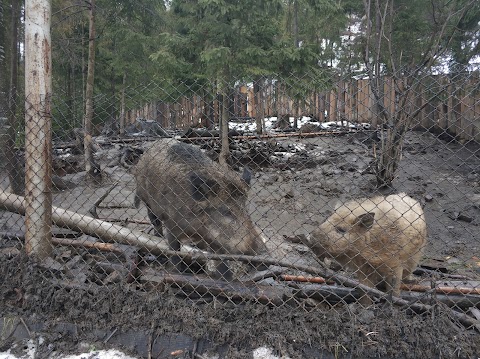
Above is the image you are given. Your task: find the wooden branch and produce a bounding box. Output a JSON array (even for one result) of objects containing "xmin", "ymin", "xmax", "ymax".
[
  {"xmin": 98, "ymin": 218, "xmax": 151, "ymax": 225},
  {"xmin": 293, "ymin": 283, "xmax": 359, "ymax": 303},
  {"xmin": 0, "ymin": 230, "xmax": 25, "ymax": 241},
  {"xmin": 3, "ymin": 232, "xmax": 139, "ymax": 282},
  {"xmin": 94, "ymin": 130, "xmax": 352, "ymax": 147},
  {"xmin": 97, "ymin": 205, "xmax": 131, "ymax": 209},
  {"xmin": 89, "ymin": 180, "xmax": 119, "ymax": 218},
  {"xmin": 281, "ymin": 274, "xmax": 480, "ymax": 297},
  {"xmin": 140, "ymin": 270, "xmax": 288, "ymax": 306},
  {"xmin": 51, "ymin": 236, "xmax": 132, "ymax": 255},
  {"xmin": 402, "ymin": 284, "xmax": 480, "ymax": 296},
  {"xmin": 95, "ymin": 137, "xmax": 157, "ymax": 144},
  {"xmin": 179, "ymin": 130, "xmax": 351, "ymax": 142},
  {"xmin": 280, "ymin": 274, "xmax": 334, "ymax": 284},
  {"xmin": 0, "ymin": 190, "xmax": 170, "ymax": 255},
  {"xmin": 415, "ymin": 267, "xmax": 472, "ymax": 280},
  {"xmin": 295, "ymin": 283, "xmax": 480, "ymax": 311},
  {"xmin": 52, "ymin": 142, "xmax": 77, "ymax": 150}
]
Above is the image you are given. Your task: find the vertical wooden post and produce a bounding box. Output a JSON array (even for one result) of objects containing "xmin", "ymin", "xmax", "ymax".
[
  {"xmin": 357, "ymin": 79, "xmax": 366, "ymax": 124},
  {"xmin": 119, "ymin": 72, "xmax": 126, "ymax": 136},
  {"xmin": 460, "ymin": 79, "xmax": 474, "ymax": 142},
  {"xmin": 24, "ymin": 0, "xmax": 53, "ymax": 259},
  {"xmin": 329, "ymin": 87, "xmax": 337, "ymax": 122},
  {"xmin": 473, "ymin": 74, "xmax": 480, "ymax": 142}
]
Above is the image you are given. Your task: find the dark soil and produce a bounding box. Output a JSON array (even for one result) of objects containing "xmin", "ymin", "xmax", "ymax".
[
  {"xmin": 1, "ymin": 253, "xmax": 479, "ymax": 359},
  {"xmin": 1, "ymin": 129, "xmax": 480, "ymax": 358}
]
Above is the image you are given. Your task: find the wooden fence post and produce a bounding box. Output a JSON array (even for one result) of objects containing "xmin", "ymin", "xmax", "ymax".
[{"xmin": 24, "ymin": 0, "xmax": 53, "ymax": 259}]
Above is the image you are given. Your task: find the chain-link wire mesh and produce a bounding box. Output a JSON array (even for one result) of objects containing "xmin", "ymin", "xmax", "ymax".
[{"xmin": 1, "ymin": 54, "xmax": 480, "ymax": 358}]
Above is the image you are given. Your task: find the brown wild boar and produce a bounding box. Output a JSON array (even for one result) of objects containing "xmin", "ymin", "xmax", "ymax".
[
  {"xmin": 134, "ymin": 138, "xmax": 267, "ymax": 278},
  {"xmin": 306, "ymin": 193, "xmax": 427, "ymax": 302}
]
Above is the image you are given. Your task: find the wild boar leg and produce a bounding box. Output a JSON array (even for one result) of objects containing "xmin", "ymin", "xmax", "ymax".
[
  {"xmin": 146, "ymin": 207, "xmax": 163, "ymax": 237},
  {"xmin": 385, "ymin": 266, "xmax": 404, "ymax": 298},
  {"xmin": 165, "ymin": 228, "xmax": 187, "ymax": 273},
  {"xmin": 356, "ymin": 266, "xmax": 377, "ymax": 305},
  {"xmin": 403, "ymin": 255, "xmax": 421, "ymax": 282}
]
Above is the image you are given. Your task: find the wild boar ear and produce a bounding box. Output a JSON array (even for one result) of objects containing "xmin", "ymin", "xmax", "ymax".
[
  {"xmin": 241, "ymin": 166, "xmax": 252, "ymax": 185},
  {"xmin": 189, "ymin": 172, "xmax": 218, "ymax": 201},
  {"xmin": 356, "ymin": 212, "xmax": 375, "ymax": 229}
]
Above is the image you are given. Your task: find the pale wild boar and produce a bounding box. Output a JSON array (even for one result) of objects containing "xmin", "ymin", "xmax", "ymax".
[{"xmin": 307, "ymin": 193, "xmax": 427, "ymax": 302}]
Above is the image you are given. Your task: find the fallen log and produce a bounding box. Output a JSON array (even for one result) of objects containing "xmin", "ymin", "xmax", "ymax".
[
  {"xmin": 280, "ymin": 274, "xmax": 334, "ymax": 284},
  {"xmin": 293, "ymin": 283, "xmax": 480, "ymax": 310},
  {"xmin": 140, "ymin": 269, "xmax": 287, "ymax": 306},
  {"xmin": 0, "ymin": 190, "xmax": 170, "ymax": 255},
  {"xmin": 280, "ymin": 275, "xmax": 480, "ymax": 296},
  {"xmin": 401, "ymin": 290, "xmax": 480, "ymax": 311},
  {"xmin": 179, "ymin": 130, "xmax": 350, "ymax": 142},
  {"xmin": 402, "ymin": 283, "xmax": 480, "ymax": 296}
]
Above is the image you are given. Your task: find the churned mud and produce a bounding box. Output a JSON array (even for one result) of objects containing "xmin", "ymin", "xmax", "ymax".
[
  {"xmin": 1, "ymin": 253, "xmax": 479, "ymax": 359},
  {"xmin": 1, "ymin": 129, "xmax": 480, "ymax": 358}
]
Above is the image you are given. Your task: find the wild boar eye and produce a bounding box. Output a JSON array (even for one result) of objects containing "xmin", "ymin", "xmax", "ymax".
[{"xmin": 335, "ymin": 226, "xmax": 346, "ymax": 234}]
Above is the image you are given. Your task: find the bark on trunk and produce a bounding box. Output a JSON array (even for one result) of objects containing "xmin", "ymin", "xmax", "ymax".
[
  {"xmin": 84, "ymin": 0, "xmax": 101, "ymax": 183},
  {"xmin": 254, "ymin": 79, "xmax": 264, "ymax": 135},
  {"xmin": 24, "ymin": 0, "xmax": 53, "ymax": 259},
  {"xmin": 119, "ymin": 72, "xmax": 126, "ymax": 137},
  {"xmin": 5, "ymin": 0, "xmax": 21, "ymax": 195},
  {"xmin": 218, "ymin": 84, "xmax": 230, "ymax": 168}
]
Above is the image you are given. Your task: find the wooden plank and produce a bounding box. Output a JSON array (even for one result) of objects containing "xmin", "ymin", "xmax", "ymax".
[
  {"xmin": 357, "ymin": 79, "xmax": 369, "ymax": 124},
  {"xmin": 329, "ymin": 87, "xmax": 337, "ymax": 121},
  {"xmin": 247, "ymin": 86, "xmax": 254, "ymax": 118},
  {"xmin": 474, "ymin": 75, "xmax": 480, "ymax": 141},
  {"xmin": 318, "ymin": 93, "xmax": 325, "ymax": 121}
]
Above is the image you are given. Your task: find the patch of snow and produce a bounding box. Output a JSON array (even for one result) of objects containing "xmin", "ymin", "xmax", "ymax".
[
  {"xmin": 1, "ymin": 344, "xmax": 289, "ymax": 359},
  {"xmin": 253, "ymin": 347, "xmax": 291, "ymax": 359},
  {"xmin": 61, "ymin": 349, "xmax": 138, "ymax": 359}
]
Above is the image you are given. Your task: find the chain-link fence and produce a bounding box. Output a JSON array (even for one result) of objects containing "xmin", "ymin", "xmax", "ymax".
[{"xmin": 1, "ymin": 70, "xmax": 480, "ymax": 358}]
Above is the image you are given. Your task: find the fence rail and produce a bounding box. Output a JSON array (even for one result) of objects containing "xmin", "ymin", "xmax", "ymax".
[{"xmin": 124, "ymin": 75, "xmax": 480, "ymax": 142}]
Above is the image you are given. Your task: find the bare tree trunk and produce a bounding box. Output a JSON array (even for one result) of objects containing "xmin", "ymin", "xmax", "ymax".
[
  {"xmin": 218, "ymin": 82, "xmax": 230, "ymax": 167},
  {"xmin": 5, "ymin": 0, "xmax": 22, "ymax": 195},
  {"xmin": 24, "ymin": 0, "xmax": 53, "ymax": 259},
  {"xmin": 374, "ymin": 123, "xmax": 405, "ymax": 187},
  {"xmin": 293, "ymin": 98, "xmax": 299, "ymax": 129},
  {"xmin": 119, "ymin": 71, "xmax": 126, "ymax": 136},
  {"xmin": 84, "ymin": 0, "xmax": 101, "ymax": 183},
  {"xmin": 363, "ymin": 0, "xmax": 473, "ymax": 189},
  {"xmin": 66, "ymin": 65, "xmax": 74, "ymax": 130},
  {"xmin": 254, "ymin": 78, "xmax": 264, "ymax": 135},
  {"xmin": 293, "ymin": 0, "xmax": 299, "ymax": 48},
  {"xmin": 0, "ymin": 1, "xmax": 11, "ymax": 118}
]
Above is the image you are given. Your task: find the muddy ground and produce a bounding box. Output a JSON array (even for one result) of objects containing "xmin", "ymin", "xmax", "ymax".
[{"xmin": 1, "ymin": 129, "xmax": 480, "ymax": 358}]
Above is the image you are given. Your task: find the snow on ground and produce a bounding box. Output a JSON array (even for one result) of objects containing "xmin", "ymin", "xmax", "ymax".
[
  {"xmin": 0, "ymin": 348, "xmax": 136, "ymax": 359},
  {"xmin": 229, "ymin": 116, "xmax": 370, "ymax": 133},
  {"xmin": 0, "ymin": 340, "xmax": 288, "ymax": 359}
]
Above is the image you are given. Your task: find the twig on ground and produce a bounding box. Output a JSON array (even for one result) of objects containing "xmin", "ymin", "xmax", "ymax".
[
  {"xmin": 103, "ymin": 328, "xmax": 118, "ymax": 344},
  {"xmin": 402, "ymin": 283, "xmax": 480, "ymax": 296},
  {"xmin": 20, "ymin": 317, "xmax": 31, "ymax": 337},
  {"xmin": 89, "ymin": 180, "xmax": 119, "ymax": 218},
  {"xmin": 98, "ymin": 218, "xmax": 151, "ymax": 225}
]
